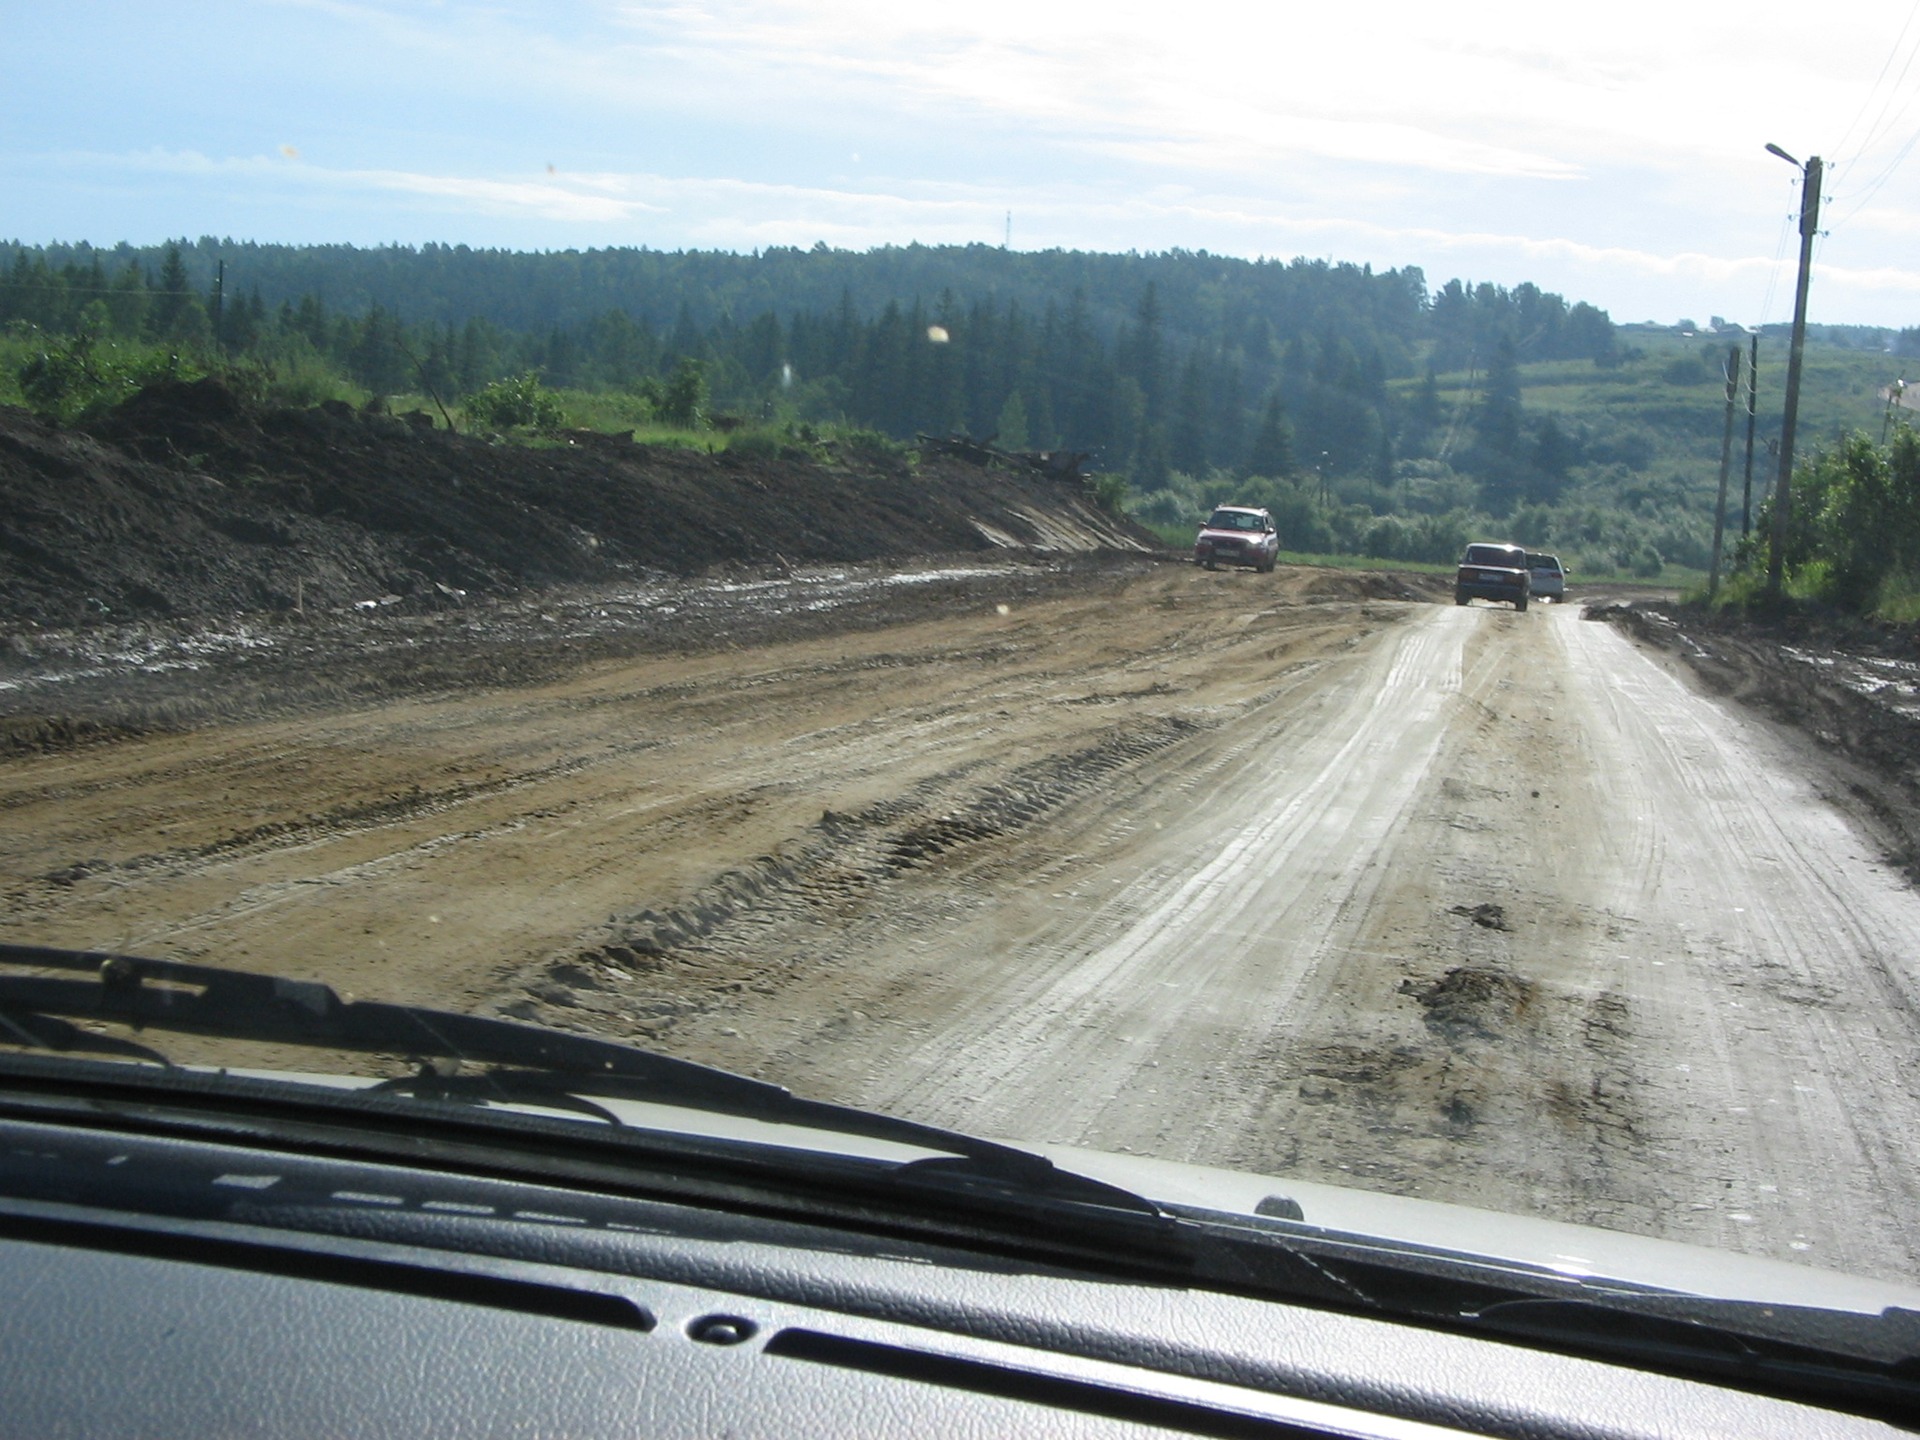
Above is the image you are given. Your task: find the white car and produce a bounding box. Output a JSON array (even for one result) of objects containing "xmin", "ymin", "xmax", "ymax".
[{"xmin": 1527, "ymin": 552, "xmax": 1568, "ymax": 601}]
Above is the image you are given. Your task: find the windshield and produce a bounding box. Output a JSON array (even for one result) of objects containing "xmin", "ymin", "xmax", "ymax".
[
  {"xmin": 6, "ymin": 0, "xmax": 1920, "ymax": 1344},
  {"xmin": 1207, "ymin": 510, "xmax": 1264, "ymax": 530}
]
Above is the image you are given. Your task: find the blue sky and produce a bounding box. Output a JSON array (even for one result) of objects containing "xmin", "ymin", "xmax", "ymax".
[{"xmin": 6, "ymin": 0, "xmax": 1920, "ymax": 326}]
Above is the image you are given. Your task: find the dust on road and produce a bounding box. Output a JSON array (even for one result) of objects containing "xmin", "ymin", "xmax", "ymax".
[{"xmin": 4, "ymin": 559, "xmax": 1918, "ymax": 1282}]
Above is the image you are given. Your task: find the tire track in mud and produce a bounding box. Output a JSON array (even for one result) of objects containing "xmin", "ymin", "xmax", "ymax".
[
  {"xmin": 814, "ymin": 608, "xmax": 1479, "ymax": 1157},
  {"xmin": 11, "ymin": 744, "xmax": 660, "ymax": 903},
  {"xmin": 1554, "ymin": 614, "xmax": 1920, "ymax": 1274},
  {"xmin": 491, "ymin": 603, "xmax": 1386, "ymax": 1030},
  {"xmin": 500, "ymin": 713, "xmax": 1212, "ymax": 1026}
]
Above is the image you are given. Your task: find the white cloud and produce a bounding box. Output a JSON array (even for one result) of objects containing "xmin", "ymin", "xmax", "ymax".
[
  {"xmin": 11, "ymin": 1, "xmax": 1920, "ymax": 320},
  {"xmin": 355, "ymin": 170, "xmax": 663, "ymax": 223},
  {"xmin": 81, "ymin": 145, "xmax": 1920, "ymax": 318}
]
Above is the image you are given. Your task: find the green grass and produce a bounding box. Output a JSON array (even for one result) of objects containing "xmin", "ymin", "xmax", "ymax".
[
  {"xmin": 1547, "ymin": 331, "xmax": 1893, "ymax": 436},
  {"xmin": 1401, "ymin": 333, "xmax": 1904, "ymax": 481}
]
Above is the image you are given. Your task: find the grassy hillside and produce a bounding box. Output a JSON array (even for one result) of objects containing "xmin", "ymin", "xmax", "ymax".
[{"xmin": 1422, "ymin": 330, "xmax": 1901, "ymax": 485}]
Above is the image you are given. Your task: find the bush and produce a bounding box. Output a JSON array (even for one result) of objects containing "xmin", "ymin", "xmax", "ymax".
[
  {"xmin": 1089, "ymin": 471, "xmax": 1129, "ymax": 512},
  {"xmin": 828, "ymin": 426, "xmax": 906, "ymax": 465},
  {"xmin": 1652, "ymin": 521, "xmax": 1712, "ymax": 571},
  {"xmin": 638, "ymin": 358, "xmax": 708, "ymax": 428},
  {"xmin": 1874, "ymin": 571, "xmax": 1920, "ymax": 623},
  {"xmin": 465, "ymin": 372, "xmax": 566, "ymax": 430},
  {"xmin": 724, "ymin": 428, "xmax": 785, "ymax": 461},
  {"xmin": 1361, "ymin": 515, "xmax": 1409, "ymax": 560},
  {"xmin": 14, "ymin": 327, "xmax": 184, "ymax": 423},
  {"xmin": 1128, "ymin": 488, "xmax": 1202, "ymax": 530}
]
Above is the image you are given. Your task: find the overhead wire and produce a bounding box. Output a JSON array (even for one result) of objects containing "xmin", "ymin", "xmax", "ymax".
[
  {"xmin": 1755, "ymin": 193, "xmax": 1797, "ymax": 329},
  {"xmin": 1825, "ymin": 0, "xmax": 1920, "ymax": 235},
  {"xmin": 1831, "ymin": 118, "xmax": 1920, "ymax": 229},
  {"xmin": 1832, "ymin": 0, "xmax": 1920, "ymax": 166}
]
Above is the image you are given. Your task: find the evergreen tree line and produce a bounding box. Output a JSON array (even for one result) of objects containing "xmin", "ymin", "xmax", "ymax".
[{"xmin": 2, "ymin": 238, "xmax": 1620, "ymax": 515}]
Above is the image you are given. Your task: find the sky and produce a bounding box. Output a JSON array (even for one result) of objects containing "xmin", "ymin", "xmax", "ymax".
[{"xmin": 5, "ymin": 0, "xmax": 1920, "ymax": 327}]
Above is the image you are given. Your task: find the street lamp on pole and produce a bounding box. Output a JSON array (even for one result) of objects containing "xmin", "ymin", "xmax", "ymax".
[{"xmin": 1764, "ymin": 143, "xmax": 1822, "ymax": 604}]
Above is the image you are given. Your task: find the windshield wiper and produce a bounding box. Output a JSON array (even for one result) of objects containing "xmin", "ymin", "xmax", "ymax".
[
  {"xmin": 11, "ymin": 942, "xmax": 1912, "ymax": 1419},
  {"xmin": 1464, "ymin": 1294, "xmax": 1920, "ymax": 1420},
  {"xmin": 0, "ymin": 941, "xmax": 1162, "ymax": 1226}
]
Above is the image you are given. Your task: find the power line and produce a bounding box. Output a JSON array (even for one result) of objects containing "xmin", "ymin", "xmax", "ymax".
[
  {"xmin": 1822, "ymin": 0, "xmax": 1920, "ymax": 238},
  {"xmin": 1831, "ymin": 117, "xmax": 1920, "ymax": 228},
  {"xmin": 1833, "ymin": 0, "xmax": 1920, "ymax": 166},
  {"xmin": 1756, "ymin": 194, "xmax": 1797, "ymax": 328}
]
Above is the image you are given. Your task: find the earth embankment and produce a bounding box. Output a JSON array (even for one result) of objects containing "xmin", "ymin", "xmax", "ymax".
[{"xmin": 0, "ymin": 380, "xmax": 1149, "ymax": 629}]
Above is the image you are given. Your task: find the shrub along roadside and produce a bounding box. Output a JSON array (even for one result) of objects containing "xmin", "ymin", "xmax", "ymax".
[{"xmin": 1725, "ymin": 427, "xmax": 1920, "ymax": 621}]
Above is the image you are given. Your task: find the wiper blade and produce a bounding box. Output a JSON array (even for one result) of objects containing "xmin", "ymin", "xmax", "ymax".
[
  {"xmin": 0, "ymin": 942, "xmax": 1161, "ymax": 1222},
  {"xmin": 1468, "ymin": 1296, "xmax": 1920, "ymax": 1420}
]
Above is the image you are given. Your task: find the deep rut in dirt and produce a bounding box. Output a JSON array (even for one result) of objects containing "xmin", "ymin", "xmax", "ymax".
[{"xmin": 507, "ymin": 713, "xmax": 1212, "ymax": 1027}]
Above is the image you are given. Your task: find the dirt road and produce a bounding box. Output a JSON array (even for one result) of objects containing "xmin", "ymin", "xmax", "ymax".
[{"xmin": 5, "ymin": 559, "xmax": 1918, "ymax": 1280}]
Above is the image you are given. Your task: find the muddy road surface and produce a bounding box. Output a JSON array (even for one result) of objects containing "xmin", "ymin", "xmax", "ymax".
[{"xmin": 5, "ymin": 558, "xmax": 1919, "ymax": 1281}]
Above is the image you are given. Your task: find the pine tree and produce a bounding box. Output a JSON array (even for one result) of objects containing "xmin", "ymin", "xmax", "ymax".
[
  {"xmin": 1476, "ymin": 336, "xmax": 1523, "ymax": 456},
  {"xmin": 1169, "ymin": 353, "xmax": 1209, "ymax": 474},
  {"xmin": 1244, "ymin": 394, "xmax": 1295, "ymax": 479},
  {"xmin": 147, "ymin": 242, "xmax": 209, "ymax": 345},
  {"xmin": 996, "ymin": 391, "xmax": 1030, "ymax": 450},
  {"xmin": 1473, "ymin": 335, "xmax": 1527, "ymax": 509}
]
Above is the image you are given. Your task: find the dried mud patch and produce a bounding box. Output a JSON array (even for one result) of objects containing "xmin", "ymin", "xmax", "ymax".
[
  {"xmin": 0, "ymin": 713, "xmax": 147, "ymax": 758},
  {"xmin": 1446, "ymin": 901, "xmax": 1511, "ymax": 931},
  {"xmin": 1401, "ymin": 964, "xmax": 1538, "ymax": 1040},
  {"xmin": 1, "ymin": 552, "xmax": 1157, "ymax": 748},
  {"xmin": 1236, "ymin": 965, "xmax": 1650, "ymax": 1221}
]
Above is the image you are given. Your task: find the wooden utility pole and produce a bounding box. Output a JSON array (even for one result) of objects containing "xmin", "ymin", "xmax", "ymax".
[
  {"xmin": 1741, "ymin": 333, "xmax": 1759, "ymax": 536},
  {"xmin": 1709, "ymin": 344, "xmax": 1742, "ymax": 599},
  {"xmin": 1766, "ymin": 148, "xmax": 1821, "ymax": 602}
]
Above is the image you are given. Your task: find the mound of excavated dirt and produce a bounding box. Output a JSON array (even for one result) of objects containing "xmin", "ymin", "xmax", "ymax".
[
  {"xmin": 0, "ymin": 379, "xmax": 1154, "ymax": 628},
  {"xmin": 1300, "ymin": 570, "xmax": 1444, "ymax": 604}
]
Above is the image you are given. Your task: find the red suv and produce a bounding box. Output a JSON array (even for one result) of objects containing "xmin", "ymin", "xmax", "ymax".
[
  {"xmin": 1454, "ymin": 542, "xmax": 1531, "ymax": 610},
  {"xmin": 1194, "ymin": 506, "xmax": 1279, "ymax": 572}
]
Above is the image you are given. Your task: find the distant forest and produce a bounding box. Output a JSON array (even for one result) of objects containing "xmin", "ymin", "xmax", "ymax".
[{"xmin": 1, "ymin": 238, "xmax": 1619, "ymax": 508}]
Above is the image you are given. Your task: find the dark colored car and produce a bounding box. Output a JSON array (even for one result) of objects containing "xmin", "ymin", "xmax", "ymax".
[
  {"xmin": 1194, "ymin": 506, "xmax": 1279, "ymax": 572},
  {"xmin": 1455, "ymin": 542, "xmax": 1531, "ymax": 610}
]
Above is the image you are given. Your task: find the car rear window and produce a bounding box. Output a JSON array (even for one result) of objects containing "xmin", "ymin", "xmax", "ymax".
[{"xmin": 1463, "ymin": 545, "xmax": 1520, "ymax": 566}]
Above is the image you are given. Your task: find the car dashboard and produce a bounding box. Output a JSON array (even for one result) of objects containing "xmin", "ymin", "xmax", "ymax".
[{"xmin": 1, "ymin": 1109, "xmax": 1902, "ymax": 1439}]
